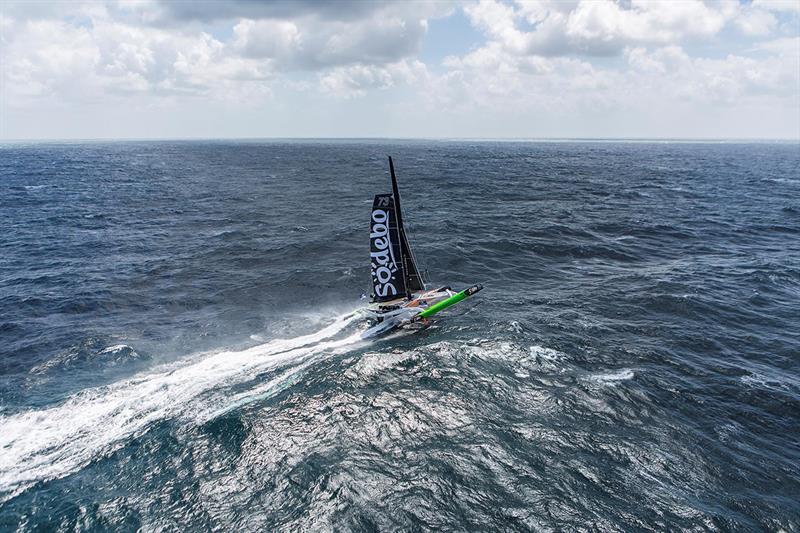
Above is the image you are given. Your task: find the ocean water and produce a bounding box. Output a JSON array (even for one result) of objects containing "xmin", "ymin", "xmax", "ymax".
[{"xmin": 0, "ymin": 140, "xmax": 798, "ymax": 531}]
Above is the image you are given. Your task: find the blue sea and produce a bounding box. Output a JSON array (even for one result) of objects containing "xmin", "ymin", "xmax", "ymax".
[{"xmin": 1, "ymin": 140, "xmax": 798, "ymax": 531}]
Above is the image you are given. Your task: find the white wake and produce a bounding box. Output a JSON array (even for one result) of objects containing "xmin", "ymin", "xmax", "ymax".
[{"xmin": 0, "ymin": 310, "xmax": 365, "ymax": 501}]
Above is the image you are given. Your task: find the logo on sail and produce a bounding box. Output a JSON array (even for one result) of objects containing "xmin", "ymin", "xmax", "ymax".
[{"xmin": 370, "ymin": 207, "xmax": 399, "ymax": 298}]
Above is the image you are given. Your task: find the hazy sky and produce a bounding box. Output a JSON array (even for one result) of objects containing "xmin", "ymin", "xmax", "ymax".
[{"xmin": 1, "ymin": 0, "xmax": 799, "ymax": 139}]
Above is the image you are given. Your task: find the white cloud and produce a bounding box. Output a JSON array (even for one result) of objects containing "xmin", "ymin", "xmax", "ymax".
[
  {"xmin": 230, "ymin": 12, "xmax": 430, "ymax": 70},
  {"xmin": 3, "ymin": 19, "xmax": 102, "ymax": 101},
  {"xmin": 751, "ymin": 0, "xmax": 800, "ymax": 13},
  {"xmin": 750, "ymin": 36, "xmax": 800, "ymax": 55},
  {"xmin": 735, "ymin": 7, "xmax": 779, "ymax": 36},
  {"xmin": 624, "ymin": 44, "xmax": 799, "ymax": 103},
  {"xmin": 463, "ymin": 0, "xmax": 737, "ymax": 57},
  {"xmin": 0, "ymin": 0, "xmax": 453, "ymax": 108},
  {"xmin": 431, "ymin": 35, "xmax": 798, "ymax": 113},
  {"xmin": 565, "ymin": 0, "xmax": 728, "ymax": 43},
  {"xmin": 419, "ymin": 1, "xmax": 798, "ymax": 139},
  {"xmin": 1, "ymin": 12, "xmax": 273, "ymax": 108},
  {"xmin": 231, "ymin": 19, "xmax": 301, "ymax": 61},
  {"xmin": 0, "ymin": 0, "xmax": 798, "ymax": 139},
  {"xmin": 437, "ymin": 0, "xmax": 799, "ymax": 114},
  {"xmin": 319, "ymin": 60, "xmax": 427, "ymax": 99}
]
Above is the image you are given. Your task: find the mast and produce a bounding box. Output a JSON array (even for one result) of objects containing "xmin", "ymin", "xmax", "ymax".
[
  {"xmin": 388, "ymin": 156, "xmax": 404, "ymax": 231},
  {"xmin": 388, "ymin": 156, "xmax": 425, "ymax": 295}
]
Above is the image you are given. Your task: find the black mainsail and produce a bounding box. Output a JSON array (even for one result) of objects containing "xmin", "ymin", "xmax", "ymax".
[
  {"xmin": 370, "ymin": 157, "xmax": 425, "ymax": 303},
  {"xmin": 370, "ymin": 193, "xmax": 406, "ymax": 302}
]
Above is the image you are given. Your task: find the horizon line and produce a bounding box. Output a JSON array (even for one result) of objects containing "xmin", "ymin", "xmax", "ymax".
[{"xmin": 1, "ymin": 135, "xmax": 799, "ymax": 144}]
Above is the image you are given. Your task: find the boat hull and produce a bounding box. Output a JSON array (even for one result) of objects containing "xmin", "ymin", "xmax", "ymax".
[{"xmin": 361, "ymin": 285, "xmax": 482, "ymax": 338}]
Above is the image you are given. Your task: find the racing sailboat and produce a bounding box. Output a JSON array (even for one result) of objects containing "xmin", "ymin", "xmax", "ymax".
[{"xmin": 363, "ymin": 157, "xmax": 482, "ymax": 337}]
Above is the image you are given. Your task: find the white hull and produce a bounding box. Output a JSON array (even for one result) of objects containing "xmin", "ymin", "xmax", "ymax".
[{"xmin": 361, "ymin": 287, "xmax": 455, "ymax": 338}]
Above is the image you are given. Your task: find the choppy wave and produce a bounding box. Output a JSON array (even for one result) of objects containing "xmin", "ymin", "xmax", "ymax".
[
  {"xmin": 2, "ymin": 140, "xmax": 798, "ymax": 530},
  {"xmin": 587, "ymin": 368, "xmax": 635, "ymax": 383}
]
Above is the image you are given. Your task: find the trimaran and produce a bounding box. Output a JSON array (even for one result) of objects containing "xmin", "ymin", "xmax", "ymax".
[{"xmin": 362, "ymin": 157, "xmax": 482, "ymax": 338}]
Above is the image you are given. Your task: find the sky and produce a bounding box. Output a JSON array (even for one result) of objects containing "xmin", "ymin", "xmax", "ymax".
[{"xmin": 1, "ymin": 0, "xmax": 799, "ymax": 140}]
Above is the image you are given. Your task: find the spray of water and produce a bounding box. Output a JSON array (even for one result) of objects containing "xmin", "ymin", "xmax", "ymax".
[{"xmin": 0, "ymin": 310, "xmax": 365, "ymax": 501}]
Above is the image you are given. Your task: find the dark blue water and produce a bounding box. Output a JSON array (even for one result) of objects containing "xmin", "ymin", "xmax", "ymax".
[{"xmin": 1, "ymin": 140, "xmax": 798, "ymax": 531}]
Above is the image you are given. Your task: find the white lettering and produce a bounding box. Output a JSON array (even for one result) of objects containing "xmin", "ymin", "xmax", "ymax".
[
  {"xmin": 375, "ymin": 283, "xmax": 397, "ymax": 297},
  {"xmin": 372, "ymin": 209, "xmax": 388, "ymax": 223},
  {"xmin": 370, "ymin": 223, "xmax": 388, "ymax": 239},
  {"xmin": 370, "ymin": 206, "xmax": 403, "ymax": 299}
]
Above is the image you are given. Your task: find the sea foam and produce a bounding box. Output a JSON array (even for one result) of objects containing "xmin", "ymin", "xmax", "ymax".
[{"xmin": 0, "ymin": 310, "xmax": 363, "ymax": 502}]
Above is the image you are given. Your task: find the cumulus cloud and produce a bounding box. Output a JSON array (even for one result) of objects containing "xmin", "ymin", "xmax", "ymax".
[
  {"xmin": 0, "ymin": 0, "xmax": 797, "ymax": 138},
  {"xmin": 624, "ymin": 44, "xmax": 799, "ymax": 103},
  {"xmin": 750, "ymin": 36, "xmax": 800, "ymax": 55},
  {"xmin": 230, "ymin": 13, "xmax": 429, "ymax": 70},
  {"xmin": 140, "ymin": 0, "xmax": 455, "ymax": 69},
  {"xmin": 463, "ymin": 0, "xmax": 751, "ymax": 57},
  {"xmin": 435, "ymin": 44, "xmax": 616, "ymax": 113},
  {"xmin": 1, "ymin": 11, "xmax": 273, "ymax": 107},
  {"xmin": 421, "ymin": 0, "xmax": 799, "ymax": 137},
  {"xmin": 146, "ymin": 0, "xmax": 392, "ymax": 24},
  {"xmin": 735, "ymin": 6, "xmax": 779, "ymax": 36},
  {"xmin": 319, "ymin": 60, "xmax": 427, "ymax": 99},
  {"xmin": 751, "ymin": 0, "xmax": 800, "ymax": 13},
  {"xmin": 0, "ymin": 0, "xmax": 452, "ymax": 108}
]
